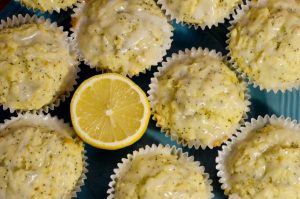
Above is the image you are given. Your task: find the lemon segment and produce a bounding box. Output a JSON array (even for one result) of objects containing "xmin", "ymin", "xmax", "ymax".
[{"xmin": 70, "ymin": 73, "xmax": 150, "ymax": 150}]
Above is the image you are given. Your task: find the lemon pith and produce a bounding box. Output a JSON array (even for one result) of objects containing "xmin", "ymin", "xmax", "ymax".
[{"xmin": 70, "ymin": 73, "xmax": 150, "ymax": 150}]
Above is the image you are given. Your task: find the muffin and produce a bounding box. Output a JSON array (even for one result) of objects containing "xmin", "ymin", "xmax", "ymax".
[
  {"xmin": 216, "ymin": 115, "xmax": 300, "ymax": 198},
  {"xmin": 18, "ymin": 0, "xmax": 79, "ymax": 12},
  {"xmin": 0, "ymin": 113, "xmax": 86, "ymax": 199},
  {"xmin": 228, "ymin": 0, "xmax": 300, "ymax": 92},
  {"xmin": 148, "ymin": 48, "xmax": 249, "ymax": 149},
  {"xmin": 158, "ymin": 0, "xmax": 242, "ymax": 28},
  {"xmin": 108, "ymin": 145, "xmax": 213, "ymax": 199},
  {"xmin": 0, "ymin": 15, "xmax": 78, "ymax": 112},
  {"xmin": 72, "ymin": 0, "xmax": 173, "ymax": 76}
]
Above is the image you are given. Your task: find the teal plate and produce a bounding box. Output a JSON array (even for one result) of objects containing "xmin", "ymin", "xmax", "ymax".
[{"xmin": 1, "ymin": 1, "xmax": 299, "ymax": 198}]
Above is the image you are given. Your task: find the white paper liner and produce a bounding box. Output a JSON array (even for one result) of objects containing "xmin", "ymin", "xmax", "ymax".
[
  {"xmin": 0, "ymin": 14, "xmax": 80, "ymax": 114},
  {"xmin": 148, "ymin": 47, "xmax": 251, "ymax": 149},
  {"xmin": 216, "ymin": 114, "xmax": 299, "ymax": 198},
  {"xmin": 226, "ymin": 0, "xmax": 297, "ymax": 93},
  {"xmin": 157, "ymin": 0, "xmax": 246, "ymax": 29},
  {"xmin": 0, "ymin": 113, "xmax": 88, "ymax": 199},
  {"xmin": 107, "ymin": 144, "xmax": 214, "ymax": 199},
  {"xmin": 14, "ymin": 0, "xmax": 83, "ymax": 13},
  {"xmin": 70, "ymin": 0, "xmax": 173, "ymax": 77}
]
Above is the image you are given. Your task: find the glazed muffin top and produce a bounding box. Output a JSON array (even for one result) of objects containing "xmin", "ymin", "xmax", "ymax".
[
  {"xmin": 229, "ymin": 0, "xmax": 300, "ymax": 91},
  {"xmin": 150, "ymin": 49, "xmax": 247, "ymax": 148},
  {"xmin": 158, "ymin": 0, "xmax": 241, "ymax": 27},
  {"xmin": 0, "ymin": 123, "xmax": 83, "ymax": 199},
  {"xmin": 20, "ymin": 0, "xmax": 78, "ymax": 12},
  {"xmin": 0, "ymin": 22, "xmax": 78, "ymax": 111},
  {"xmin": 73, "ymin": 0, "xmax": 172, "ymax": 76},
  {"xmin": 225, "ymin": 124, "xmax": 300, "ymax": 198},
  {"xmin": 115, "ymin": 149, "xmax": 211, "ymax": 199}
]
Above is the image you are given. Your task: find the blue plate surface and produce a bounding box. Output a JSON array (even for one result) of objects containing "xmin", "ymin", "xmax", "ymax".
[{"xmin": 0, "ymin": 1, "xmax": 299, "ymax": 198}]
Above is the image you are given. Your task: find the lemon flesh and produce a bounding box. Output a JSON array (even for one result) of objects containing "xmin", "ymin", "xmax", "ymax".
[{"xmin": 71, "ymin": 73, "xmax": 150, "ymax": 150}]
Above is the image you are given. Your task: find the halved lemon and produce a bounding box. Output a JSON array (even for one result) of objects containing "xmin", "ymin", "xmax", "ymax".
[{"xmin": 70, "ymin": 73, "xmax": 150, "ymax": 150}]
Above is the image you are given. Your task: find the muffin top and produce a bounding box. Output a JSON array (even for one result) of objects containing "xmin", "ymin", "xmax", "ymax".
[
  {"xmin": 115, "ymin": 150, "xmax": 211, "ymax": 199},
  {"xmin": 226, "ymin": 124, "xmax": 300, "ymax": 198},
  {"xmin": 20, "ymin": 0, "xmax": 78, "ymax": 12},
  {"xmin": 0, "ymin": 124, "xmax": 83, "ymax": 199},
  {"xmin": 229, "ymin": 0, "xmax": 300, "ymax": 91},
  {"xmin": 151, "ymin": 50, "xmax": 247, "ymax": 148},
  {"xmin": 74, "ymin": 0, "xmax": 172, "ymax": 76},
  {"xmin": 0, "ymin": 22, "xmax": 77, "ymax": 111},
  {"xmin": 159, "ymin": 0, "xmax": 240, "ymax": 27}
]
